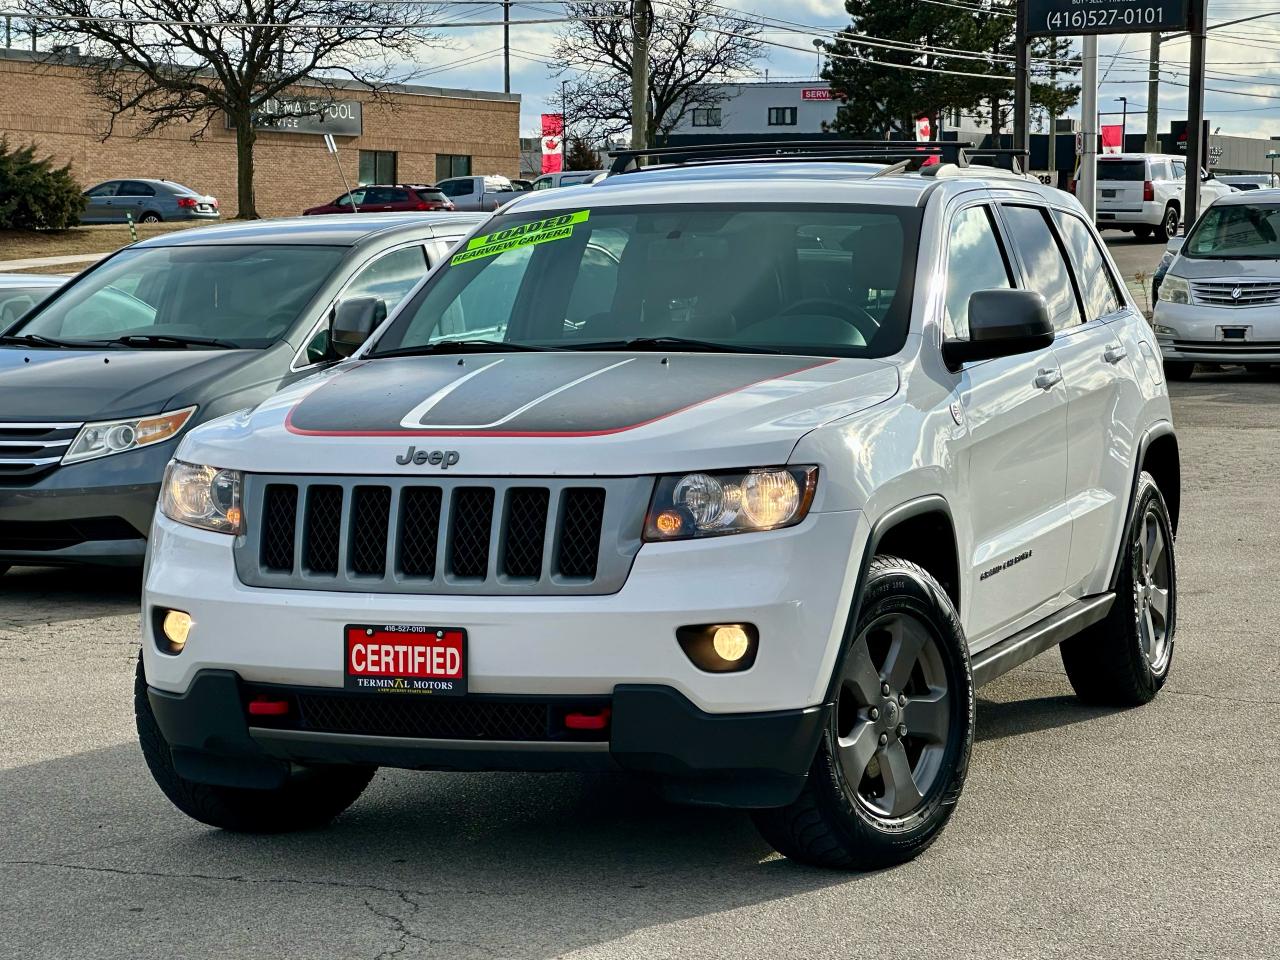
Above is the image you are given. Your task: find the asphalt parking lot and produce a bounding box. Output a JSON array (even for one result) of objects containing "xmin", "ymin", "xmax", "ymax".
[{"xmin": 3, "ymin": 241, "xmax": 1278, "ymax": 959}]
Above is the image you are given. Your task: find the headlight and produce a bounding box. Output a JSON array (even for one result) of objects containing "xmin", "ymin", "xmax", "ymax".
[
  {"xmin": 1157, "ymin": 275, "xmax": 1190, "ymax": 304},
  {"xmin": 1153, "ymin": 324, "xmax": 1178, "ymax": 337},
  {"xmin": 63, "ymin": 406, "xmax": 196, "ymax": 465},
  {"xmin": 160, "ymin": 460, "xmax": 243, "ymax": 535},
  {"xmin": 644, "ymin": 466, "xmax": 818, "ymax": 541}
]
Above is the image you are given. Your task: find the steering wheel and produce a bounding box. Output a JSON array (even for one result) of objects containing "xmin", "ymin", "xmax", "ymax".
[{"xmin": 778, "ymin": 297, "xmax": 880, "ymax": 343}]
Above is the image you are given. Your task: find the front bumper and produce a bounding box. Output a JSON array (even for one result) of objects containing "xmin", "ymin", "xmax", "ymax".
[
  {"xmin": 0, "ymin": 441, "xmax": 176, "ymax": 565},
  {"xmin": 143, "ymin": 508, "xmax": 866, "ymax": 715},
  {"xmin": 1154, "ymin": 298, "xmax": 1280, "ymax": 363},
  {"xmin": 146, "ymin": 670, "xmax": 827, "ymax": 807}
]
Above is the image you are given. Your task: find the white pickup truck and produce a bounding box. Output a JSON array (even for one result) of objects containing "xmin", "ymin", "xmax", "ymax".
[
  {"xmin": 136, "ymin": 144, "xmax": 1180, "ymax": 870},
  {"xmin": 435, "ymin": 174, "xmax": 519, "ymax": 212}
]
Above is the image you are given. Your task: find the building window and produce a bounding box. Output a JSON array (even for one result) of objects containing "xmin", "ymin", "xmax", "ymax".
[
  {"xmin": 692, "ymin": 108, "xmax": 722, "ymax": 127},
  {"xmin": 358, "ymin": 150, "xmax": 397, "ymax": 185},
  {"xmin": 768, "ymin": 107, "xmax": 797, "ymax": 126},
  {"xmin": 436, "ymin": 154, "xmax": 472, "ymax": 181}
]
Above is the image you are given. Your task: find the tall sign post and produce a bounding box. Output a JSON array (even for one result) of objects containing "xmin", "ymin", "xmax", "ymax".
[
  {"xmin": 1013, "ymin": 1, "xmax": 1030, "ymax": 153},
  {"xmin": 1184, "ymin": 0, "xmax": 1208, "ymax": 227},
  {"xmin": 1026, "ymin": 0, "xmax": 1192, "ymax": 226}
]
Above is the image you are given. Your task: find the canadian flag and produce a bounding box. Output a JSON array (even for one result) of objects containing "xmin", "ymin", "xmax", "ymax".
[{"xmin": 541, "ymin": 113, "xmax": 564, "ymax": 174}]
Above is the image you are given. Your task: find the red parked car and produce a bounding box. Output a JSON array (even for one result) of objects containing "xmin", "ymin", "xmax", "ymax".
[{"xmin": 302, "ymin": 184, "xmax": 455, "ymax": 215}]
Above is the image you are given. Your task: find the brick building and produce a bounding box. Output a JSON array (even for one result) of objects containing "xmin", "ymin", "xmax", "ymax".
[{"xmin": 0, "ymin": 48, "xmax": 520, "ymax": 218}]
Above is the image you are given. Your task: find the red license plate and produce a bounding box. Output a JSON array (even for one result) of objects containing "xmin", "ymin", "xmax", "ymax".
[{"xmin": 344, "ymin": 624, "xmax": 466, "ymax": 695}]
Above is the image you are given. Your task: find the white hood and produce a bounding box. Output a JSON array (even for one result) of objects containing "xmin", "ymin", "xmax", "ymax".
[{"xmin": 179, "ymin": 351, "xmax": 899, "ymax": 477}]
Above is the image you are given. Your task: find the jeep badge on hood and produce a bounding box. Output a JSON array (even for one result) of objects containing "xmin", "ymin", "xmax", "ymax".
[{"xmin": 395, "ymin": 447, "xmax": 461, "ymax": 469}]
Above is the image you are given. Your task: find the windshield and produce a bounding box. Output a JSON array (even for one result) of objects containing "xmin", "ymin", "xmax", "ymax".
[
  {"xmin": 1183, "ymin": 203, "xmax": 1280, "ymax": 259},
  {"xmin": 1098, "ymin": 161, "xmax": 1146, "ymax": 182},
  {"xmin": 371, "ymin": 204, "xmax": 921, "ymax": 358},
  {"xmin": 14, "ymin": 244, "xmax": 345, "ymax": 346}
]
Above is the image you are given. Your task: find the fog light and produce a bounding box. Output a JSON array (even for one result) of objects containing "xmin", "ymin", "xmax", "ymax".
[
  {"xmin": 676, "ymin": 623, "xmax": 759, "ymax": 673},
  {"xmin": 161, "ymin": 609, "xmax": 192, "ymax": 652},
  {"xmin": 712, "ymin": 625, "xmax": 750, "ymax": 662}
]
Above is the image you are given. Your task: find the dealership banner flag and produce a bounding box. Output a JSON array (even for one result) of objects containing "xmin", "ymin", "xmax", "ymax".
[
  {"xmin": 1101, "ymin": 124, "xmax": 1124, "ymax": 155},
  {"xmin": 541, "ymin": 114, "xmax": 564, "ymax": 174}
]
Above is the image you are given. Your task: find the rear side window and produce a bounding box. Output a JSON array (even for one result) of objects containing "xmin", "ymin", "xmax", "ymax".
[
  {"xmin": 1051, "ymin": 211, "xmax": 1122, "ymax": 320},
  {"xmin": 1098, "ymin": 161, "xmax": 1146, "ymax": 182},
  {"xmin": 119, "ymin": 181, "xmax": 156, "ymax": 197},
  {"xmin": 943, "ymin": 205, "xmax": 1012, "ymax": 339},
  {"xmin": 1001, "ymin": 205, "xmax": 1082, "ymax": 331},
  {"xmin": 343, "ymin": 245, "xmax": 428, "ymax": 311}
]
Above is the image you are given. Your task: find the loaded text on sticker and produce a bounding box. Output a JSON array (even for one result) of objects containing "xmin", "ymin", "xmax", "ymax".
[{"xmin": 451, "ymin": 210, "xmax": 590, "ymax": 265}]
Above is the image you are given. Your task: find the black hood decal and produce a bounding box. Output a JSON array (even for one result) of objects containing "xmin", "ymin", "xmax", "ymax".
[{"xmin": 286, "ymin": 353, "xmax": 833, "ymax": 437}]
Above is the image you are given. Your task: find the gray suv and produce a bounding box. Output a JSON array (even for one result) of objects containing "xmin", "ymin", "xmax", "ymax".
[
  {"xmin": 0, "ymin": 212, "xmax": 484, "ymax": 572},
  {"xmin": 82, "ymin": 179, "xmax": 220, "ymax": 224}
]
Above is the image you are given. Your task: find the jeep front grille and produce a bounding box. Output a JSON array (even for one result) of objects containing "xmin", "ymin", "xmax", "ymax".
[
  {"xmin": 235, "ymin": 474, "xmax": 652, "ymax": 596},
  {"xmin": 0, "ymin": 421, "xmax": 80, "ymax": 485}
]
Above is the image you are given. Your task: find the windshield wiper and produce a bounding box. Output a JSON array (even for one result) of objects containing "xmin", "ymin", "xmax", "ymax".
[
  {"xmin": 99, "ymin": 333, "xmax": 241, "ymax": 349},
  {"xmin": 0, "ymin": 332, "xmax": 89, "ymax": 348},
  {"xmin": 371, "ymin": 340, "xmax": 564, "ymax": 359},
  {"xmin": 569, "ymin": 336, "xmax": 781, "ymax": 355}
]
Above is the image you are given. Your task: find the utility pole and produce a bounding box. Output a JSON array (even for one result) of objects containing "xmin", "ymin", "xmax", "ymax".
[
  {"xmin": 630, "ymin": 0, "xmax": 652, "ymax": 150},
  {"xmin": 1185, "ymin": 0, "xmax": 1207, "ymax": 227},
  {"xmin": 1012, "ymin": 0, "xmax": 1030, "ymax": 150},
  {"xmin": 1079, "ymin": 35, "xmax": 1099, "ymax": 222},
  {"xmin": 502, "ymin": 0, "xmax": 510, "ymax": 94},
  {"xmin": 1145, "ymin": 32, "xmax": 1160, "ymax": 153},
  {"xmin": 1047, "ymin": 55, "xmax": 1057, "ymax": 186},
  {"xmin": 1116, "ymin": 96, "xmax": 1128, "ymax": 150}
]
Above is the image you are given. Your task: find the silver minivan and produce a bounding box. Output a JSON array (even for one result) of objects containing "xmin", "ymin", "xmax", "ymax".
[{"xmin": 1153, "ymin": 190, "xmax": 1280, "ymax": 379}]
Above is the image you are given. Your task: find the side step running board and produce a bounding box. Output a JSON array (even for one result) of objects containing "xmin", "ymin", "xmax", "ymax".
[{"xmin": 970, "ymin": 593, "xmax": 1115, "ymax": 688}]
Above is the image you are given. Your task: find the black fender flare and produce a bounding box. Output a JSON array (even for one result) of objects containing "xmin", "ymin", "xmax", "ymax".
[
  {"xmin": 1108, "ymin": 420, "xmax": 1179, "ymax": 592},
  {"xmin": 821, "ymin": 494, "xmax": 955, "ymax": 707}
]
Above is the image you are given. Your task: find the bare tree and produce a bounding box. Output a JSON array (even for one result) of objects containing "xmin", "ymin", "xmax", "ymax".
[
  {"xmin": 552, "ymin": 0, "xmax": 761, "ymax": 146},
  {"xmin": 20, "ymin": 0, "xmax": 440, "ymax": 217}
]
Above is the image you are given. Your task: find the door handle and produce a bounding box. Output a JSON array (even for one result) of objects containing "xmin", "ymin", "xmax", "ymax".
[
  {"xmin": 1103, "ymin": 344, "xmax": 1127, "ymax": 364},
  {"xmin": 1034, "ymin": 368, "xmax": 1063, "ymax": 390}
]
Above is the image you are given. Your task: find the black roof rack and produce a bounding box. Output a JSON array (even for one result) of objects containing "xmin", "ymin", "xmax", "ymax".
[{"xmin": 607, "ymin": 139, "xmax": 1029, "ymax": 176}]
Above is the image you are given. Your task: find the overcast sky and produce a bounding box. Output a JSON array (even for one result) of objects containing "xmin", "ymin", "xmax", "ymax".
[{"xmin": 407, "ymin": 1, "xmax": 1280, "ymax": 142}]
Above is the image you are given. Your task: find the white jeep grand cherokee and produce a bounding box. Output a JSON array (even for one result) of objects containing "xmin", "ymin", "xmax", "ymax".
[{"xmin": 137, "ymin": 145, "xmax": 1180, "ymax": 870}]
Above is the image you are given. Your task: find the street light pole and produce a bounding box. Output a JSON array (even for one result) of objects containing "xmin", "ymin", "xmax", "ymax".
[{"xmin": 1115, "ymin": 96, "xmax": 1128, "ymax": 151}]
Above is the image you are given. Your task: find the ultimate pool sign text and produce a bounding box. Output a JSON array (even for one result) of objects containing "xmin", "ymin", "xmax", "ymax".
[{"xmin": 1027, "ymin": 0, "xmax": 1188, "ymax": 36}]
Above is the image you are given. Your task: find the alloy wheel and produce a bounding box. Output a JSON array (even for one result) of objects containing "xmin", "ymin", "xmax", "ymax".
[
  {"xmin": 835, "ymin": 613, "xmax": 952, "ymax": 819},
  {"xmin": 1135, "ymin": 505, "xmax": 1173, "ymax": 673}
]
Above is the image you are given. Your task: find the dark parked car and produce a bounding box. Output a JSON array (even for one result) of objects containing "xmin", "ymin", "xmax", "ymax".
[
  {"xmin": 0, "ymin": 211, "xmax": 484, "ymax": 573},
  {"xmin": 0, "ymin": 274, "xmax": 68, "ymax": 332},
  {"xmin": 302, "ymin": 184, "xmax": 455, "ymax": 216},
  {"xmin": 82, "ymin": 179, "xmax": 219, "ymax": 224}
]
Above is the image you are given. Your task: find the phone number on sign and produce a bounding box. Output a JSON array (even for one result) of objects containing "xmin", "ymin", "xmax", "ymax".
[{"xmin": 1044, "ymin": 7, "xmax": 1166, "ymax": 30}]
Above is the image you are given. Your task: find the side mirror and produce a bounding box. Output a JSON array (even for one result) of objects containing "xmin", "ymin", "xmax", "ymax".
[
  {"xmin": 329, "ymin": 296, "xmax": 386, "ymax": 359},
  {"xmin": 1166, "ymin": 236, "xmax": 1185, "ymax": 255},
  {"xmin": 943, "ymin": 289, "xmax": 1054, "ymax": 368}
]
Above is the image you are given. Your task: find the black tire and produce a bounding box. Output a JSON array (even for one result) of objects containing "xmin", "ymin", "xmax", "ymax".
[
  {"xmin": 139, "ymin": 211, "xmax": 162, "ymax": 223},
  {"xmin": 1164, "ymin": 361, "xmax": 1195, "ymax": 381},
  {"xmin": 752, "ymin": 557, "xmax": 975, "ymax": 870},
  {"xmin": 1061, "ymin": 473, "xmax": 1175, "ymax": 707},
  {"xmin": 135, "ymin": 656, "xmax": 375, "ymax": 831},
  {"xmin": 1133, "ymin": 226, "xmax": 1153, "ymax": 240},
  {"xmin": 1156, "ymin": 205, "xmax": 1179, "ymax": 243}
]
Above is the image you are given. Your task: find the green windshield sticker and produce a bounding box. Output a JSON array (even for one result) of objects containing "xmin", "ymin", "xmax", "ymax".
[{"xmin": 451, "ymin": 210, "xmax": 591, "ymax": 265}]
